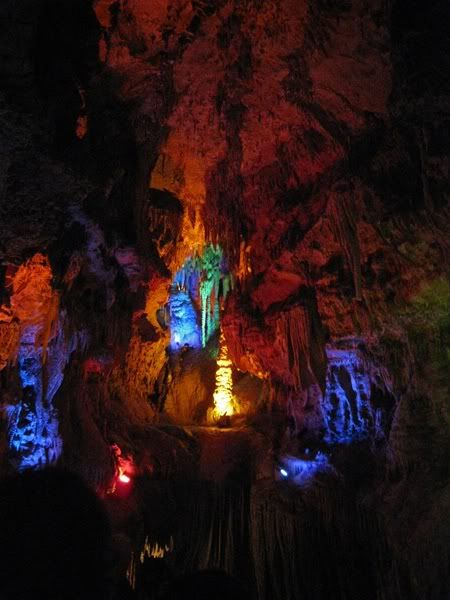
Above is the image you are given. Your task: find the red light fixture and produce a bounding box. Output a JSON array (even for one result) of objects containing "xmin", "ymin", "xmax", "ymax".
[{"xmin": 119, "ymin": 473, "xmax": 131, "ymax": 484}]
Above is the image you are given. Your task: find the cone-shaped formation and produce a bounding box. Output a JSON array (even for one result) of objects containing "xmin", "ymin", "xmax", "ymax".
[{"xmin": 211, "ymin": 331, "xmax": 236, "ymax": 420}]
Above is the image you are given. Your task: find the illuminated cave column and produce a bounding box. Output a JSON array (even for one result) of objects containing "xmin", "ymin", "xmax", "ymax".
[
  {"xmin": 210, "ymin": 330, "xmax": 237, "ymax": 421},
  {"xmin": 6, "ymin": 325, "xmax": 63, "ymax": 470},
  {"xmin": 4, "ymin": 254, "xmax": 63, "ymax": 470}
]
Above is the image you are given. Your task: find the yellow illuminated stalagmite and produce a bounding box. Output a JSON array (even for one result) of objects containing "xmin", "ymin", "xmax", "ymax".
[{"xmin": 211, "ymin": 330, "xmax": 236, "ymax": 420}]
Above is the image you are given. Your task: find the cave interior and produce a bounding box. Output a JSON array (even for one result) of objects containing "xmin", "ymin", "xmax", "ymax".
[{"xmin": 0, "ymin": 0, "xmax": 449, "ymax": 599}]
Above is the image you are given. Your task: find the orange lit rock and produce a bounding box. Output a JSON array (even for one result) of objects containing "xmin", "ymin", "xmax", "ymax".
[
  {"xmin": 210, "ymin": 330, "xmax": 236, "ymax": 421},
  {"xmin": 93, "ymin": 0, "xmax": 114, "ymax": 29},
  {"xmin": 75, "ymin": 115, "xmax": 88, "ymax": 139},
  {"xmin": 9, "ymin": 254, "xmax": 58, "ymax": 329},
  {"xmin": 0, "ymin": 320, "xmax": 20, "ymax": 371}
]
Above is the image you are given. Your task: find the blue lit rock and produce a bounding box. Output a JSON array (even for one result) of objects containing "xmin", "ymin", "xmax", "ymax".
[
  {"xmin": 168, "ymin": 289, "xmax": 201, "ymax": 350},
  {"xmin": 7, "ymin": 324, "xmax": 62, "ymax": 470},
  {"xmin": 278, "ymin": 452, "xmax": 334, "ymax": 486},
  {"xmin": 169, "ymin": 244, "xmax": 232, "ymax": 350},
  {"xmin": 321, "ymin": 343, "xmax": 390, "ymax": 444}
]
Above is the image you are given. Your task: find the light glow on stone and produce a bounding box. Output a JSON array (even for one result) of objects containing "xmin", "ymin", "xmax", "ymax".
[
  {"xmin": 279, "ymin": 452, "xmax": 332, "ymax": 486},
  {"xmin": 168, "ymin": 289, "xmax": 201, "ymax": 350},
  {"xmin": 211, "ymin": 331, "xmax": 236, "ymax": 420},
  {"xmin": 322, "ymin": 345, "xmax": 389, "ymax": 444}
]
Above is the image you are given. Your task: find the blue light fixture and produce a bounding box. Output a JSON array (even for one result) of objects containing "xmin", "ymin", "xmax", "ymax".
[{"xmin": 280, "ymin": 468, "xmax": 289, "ymax": 478}]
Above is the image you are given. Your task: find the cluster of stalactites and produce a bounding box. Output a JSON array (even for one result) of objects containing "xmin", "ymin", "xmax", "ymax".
[
  {"xmin": 321, "ymin": 345, "xmax": 391, "ymax": 444},
  {"xmin": 127, "ymin": 537, "xmax": 175, "ymax": 591},
  {"xmin": 173, "ymin": 244, "xmax": 232, "ymax": 347}
]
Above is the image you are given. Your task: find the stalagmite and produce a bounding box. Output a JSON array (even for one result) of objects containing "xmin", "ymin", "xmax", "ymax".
[{"xmin": 211, "ymin": 330, "xmax": 236, "ymax": 420}]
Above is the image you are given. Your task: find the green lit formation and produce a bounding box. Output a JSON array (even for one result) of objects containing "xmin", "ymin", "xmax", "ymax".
[{"xmin": 172, "ymin": 244, "xmax": 232, "ymax": 348}]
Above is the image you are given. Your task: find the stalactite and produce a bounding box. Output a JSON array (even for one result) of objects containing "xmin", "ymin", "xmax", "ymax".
[
  {"xmin": 139, "ymin": 535, "xmax": 174, "ymax": 562},
  {"xmin": 329, "ymin": 192, "xmax": 362, "ymax": 300},
  {"xmin": 199, "ymin": 245, "xmax": 222, "ymax": 347},
  {"xmin": 171, "ymin": 244, "xmax": 232, "ymax": 349},
  {"xmin": 126, "ymin": 552, "xmax": 137, "ymax": 591},
  {"xmin": 250, "ymin": 483, "xmax": 394, "ymax": 600},
  {"xmin": 236, "ymin": 240, "xmax": 252, "ymax": 282},
  {"xmin": 277, "ymin": 306, "xmax": 313, "ymax": 391},
  {"xmin": 320, "ymin": 342, "xmax": 394, "ymax": 445},
  {"xmin": 147, "ymin": 206, "xmax": 182, "ymax": 264},
  {"xmin": 168, "ymin": 481, "xmax": 249, "ymax": 578}
]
